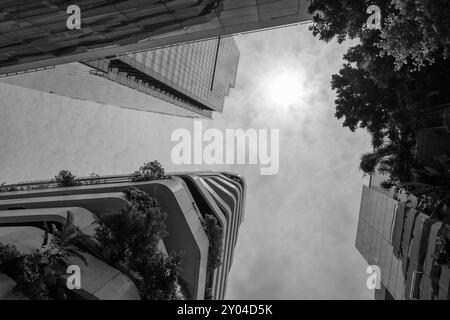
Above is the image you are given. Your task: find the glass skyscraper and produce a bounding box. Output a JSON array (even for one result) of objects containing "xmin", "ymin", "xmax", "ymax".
[
  {"xmin": 0, "ymin": 0, "xmax": 311, "ymax": 75},
  {"xmin": 0, "ymin": 36, "xmax": 239, "ymax": 117},
  {"xmin": 85, "ymin": 36, "xmax": 239, "ymax": 117},
  {"xmin": 355, "ymin": 183, "xmax": 450, "ymax": 300}
]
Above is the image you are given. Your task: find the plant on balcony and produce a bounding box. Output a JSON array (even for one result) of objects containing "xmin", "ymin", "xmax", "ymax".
[
  {"xmin": 42, "ymin": 211, "xmax": 90, "ymax": 265},
  {"xmin": 201, "ymin": 214, "xmax": 224, "ymax": 269},
  {"xmin": 136, "ymin": 250, "xmax": 182, "ymax": 300},
  {"xmin": 123, "ymin": 187, "xmax": 159, "ymax": 213},
  {"xmin": 130, "ymin": 161, "xmax": 169, "ymax": 182},
  {"xmin": 0, "ymin": 212, "xmax": 87, "ymax": 300},
  {"xmin": 87, "ymin": 172, "xmax": 105, "ymax": 185},
  {"xmin": 94, "ymin": 187, "xmax": 182, "ymax": 300},
  {"xmin": 380, "ymin": 154, "xmax": 450, "ymax": 218},
  {"xmin": 204, "ymin": 287, "xmax": 213, "ymax": 300},
  {"xmin": 0, "ymin": 182, "xmax": 18, "ymax": 192},
  {"xmin": 433, "ymin": 233, "xmax": 450, "ymax": 267},
  {"xmin": 55, "ymin": 170, "xmax": 80, "ymax": 187}
]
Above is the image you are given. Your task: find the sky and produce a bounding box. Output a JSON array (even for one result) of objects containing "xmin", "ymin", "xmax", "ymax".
[{"xmin": 0, "ymin": 25, "xmax": 373, "ymax": 299}]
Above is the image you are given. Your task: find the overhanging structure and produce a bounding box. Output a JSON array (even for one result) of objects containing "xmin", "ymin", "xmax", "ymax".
[
  {"xmin": 0, "ymin": 0, "xmax": 311, "ymax": 75},
  {"xmin": 0, "ymin": 171, "xmax": 246, "ymax": 300}
]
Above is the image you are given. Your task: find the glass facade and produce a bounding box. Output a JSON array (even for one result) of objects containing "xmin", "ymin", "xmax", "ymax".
[
  {"xmin": 355, "ymin": 185, "xmax": 450, "ymax": 300},
  {"xmin": 355, "ymin": 185, "xmax": 406, "ymax": 299},
  {"xmin": 129, "ymin": 36, "xmax": 238, "ymax": 112},
  {"xmin": 85, "ymin": 36, "xmax": 239, "ymax": 116},
  {"xmin": 0, "ymin": 0, "xmax": 311, "ymax": 75}
]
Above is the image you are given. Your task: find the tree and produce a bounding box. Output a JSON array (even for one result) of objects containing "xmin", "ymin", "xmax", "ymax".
[
  {"xmin": 42, "ymin": 211, "xmax": 90, "ymax": 266},
  {"xmin": 377, "ymin": 0, "xmax": 450, "ymax": 71},
  {"xmin": 55, "ymin": 170, "xmax": 80, "ymax": 187},
  {"xmin": 137, "ymin": 251, "xmax": 182, "ymax": 300},
  {"xmin": 130, "ymin": 161, "xmax": 168, "ymax": 182},
  {"xmin": 309, "ymin": 0, "xmax": 450, "ymax": 188},
  {"xmin": 0, "ymin": 212, "xmax": 87, "ymax": 300},
  {"xmin": 94, "ymin": 187, "xmax": 182, "ymax": 300},
  {"xmin": 201, "ymin": 214, "xmax": 224, "ymax": 269},
  {"xmin": 308, "ymin": 0, "xmax": 387, "ymax": 43}
]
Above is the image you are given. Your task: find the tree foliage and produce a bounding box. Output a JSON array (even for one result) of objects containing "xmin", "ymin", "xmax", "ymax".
[
  {"xmin": 308, "ymin": 0, "xmax": 387, "ymax": 43},
  {"xmin": 130, "ymin": 161, "xmax": 169, "ymax": 182},
  {"xmin": 55, "ymin": 170, "xmax": 80, "ymax": 187},
  {"xmin": 201, "ymin": 214, "xmax": 224, "ymax": 269},
  {"xmin": 434, "ymin": 232, "xmax": 450, "ymax": 267},
  {"xmin": 0, "ymin": 212, "xmax": 87, "ymax": 300},
  {"xmin": 94, "ymin": 187, "xmax": 182, "ymax": 300},
  {"xmin": 309, "ymin": 0, "xmax": 450, "ymax": 188},
  {"xmin": 377, "ymin": 0, "xmax": 450, "ymax": 71}
]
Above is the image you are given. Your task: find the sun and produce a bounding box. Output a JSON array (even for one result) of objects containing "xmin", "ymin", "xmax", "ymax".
[{"xmin": 265, "ymin": 72, "xmax": 304, "ymax": 110}]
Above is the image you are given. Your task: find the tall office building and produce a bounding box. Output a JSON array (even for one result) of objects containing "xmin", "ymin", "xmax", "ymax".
[
  {"xmin": 0, "ymin": 171, "xmax": 246, "ymax": 300},
  {"xmin": 0, "ymin": 0, "xmax": 311, "ymax": 75},
  {"xmin": 0, "ymin": 36, "xmax": 239, "ymax": 117},
  {"xmin": 355, "ymin": 183, "xmax": 450, "ymax": 300},
  {"xmin": 356, "ymin": 110, "xmax": 450, "ymax": 300}
]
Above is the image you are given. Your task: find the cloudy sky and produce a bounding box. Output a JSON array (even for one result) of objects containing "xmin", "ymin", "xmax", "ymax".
[{"xmin": 0, "ymin": 25, "xmax": 373, "ymax": 299}]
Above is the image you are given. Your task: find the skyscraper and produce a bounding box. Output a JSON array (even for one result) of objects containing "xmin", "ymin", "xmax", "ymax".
[
  {"xmin": 0, "ymin": 0, "xmax": 311, "ymax": 75},
  {"xmin": 85, "ymin": 36, "xmax": 239, "ymax": 117},
  {"xmin": 355, "ymin": 182, "xmax": 450, "ymax": 300},
  {"xmin": 0, "ymin": 171, "xmax": 246, "ymax": 300},
  {"xmin": 1, "ymin": 36, "xmax": 239, "ymax": 117}
]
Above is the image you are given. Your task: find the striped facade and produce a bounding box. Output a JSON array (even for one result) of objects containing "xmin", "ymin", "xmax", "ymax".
[{"xmin": 0, "ymin": 172, "xmax": 245, "ymax": 300}]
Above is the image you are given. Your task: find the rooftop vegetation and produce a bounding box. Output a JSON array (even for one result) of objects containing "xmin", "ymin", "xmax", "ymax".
[
  {"xmin": 130, "ymin": 160, "xmax": 170, "ymax": 182},
  {"xmin": 0, "ymin": 160, "xmax": 169, "ymax": 192}
]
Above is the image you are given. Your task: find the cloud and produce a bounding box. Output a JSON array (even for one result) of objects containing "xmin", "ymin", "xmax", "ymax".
[
  {"xmin": 222, "ymin": 26, "xmax": 373, "ymax": 299},
  {"xmin": 0, "ymin": 25, "xmax": 373, "ymax": 300}
]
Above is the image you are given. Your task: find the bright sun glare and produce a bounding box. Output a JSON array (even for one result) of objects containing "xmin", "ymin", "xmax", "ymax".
[{"xmin": 265, "ymin": 72, "xmax": 304, "ymax": 110}]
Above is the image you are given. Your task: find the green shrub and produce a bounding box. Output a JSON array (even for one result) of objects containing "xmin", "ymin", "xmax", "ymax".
[
  {"xmin": 204, "ymin": 288, "xmax": 213, "ymax": 300},
  {"xmin": 130, "ymin": 161, "xmax": 168, "ymax": 182},
  {"xmin": 0, "ymin": 182, "xmax": 19, "ymax": 192},
  {"xmin": 0, "ymin": 244, "xmax": 21, "ymax": 276},
  {"xmin": 94, "ymin": 187, "xmax": 182, "ymax": 300},
  {"xmin": 123, "ymin": 187, "xmax": 159, "ymax": 213},
  {"xmin": 87, "ymin": 173, "xmax": 104, "ymax": 185},
  {"xmin": 434, "ymin": 234, "xmax": 450, "ymax": 267},
  {"xmin": 202, "ymin": 214, "xmax": 224, "ymax": 269},
  {"xmin": 137, "ymin": 250, "xmax": 182, "ymax": 300},
  {"xmin": 55, "ymin": 170, "xmax": 80, "ymax": 187},
  {"xmin": 0, "ymin": 212, "xmax": 87, "ymax": 300},
  {"xmin": 13, "ymin": 250, "xmax": 67, "ymax": 300}
]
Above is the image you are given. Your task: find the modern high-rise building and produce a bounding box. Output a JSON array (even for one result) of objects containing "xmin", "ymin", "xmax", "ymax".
[
  {"xmin": 0, "ymin": 0, "xmax": 311, "ymax": 75},
  {"xmin": 356, "ymin": 109, "xmax": 450, "ymax": 300},
  {"xmin": 355, "ymin": 182, "xmax": 450, "ymax": 300},
  {"xmin": 0, "ymin": 171, "xmax": 246, "ymax": 300},
  {"xmin": 0, "ymin": 36, "xmax": 239, "ymax": 117}
]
